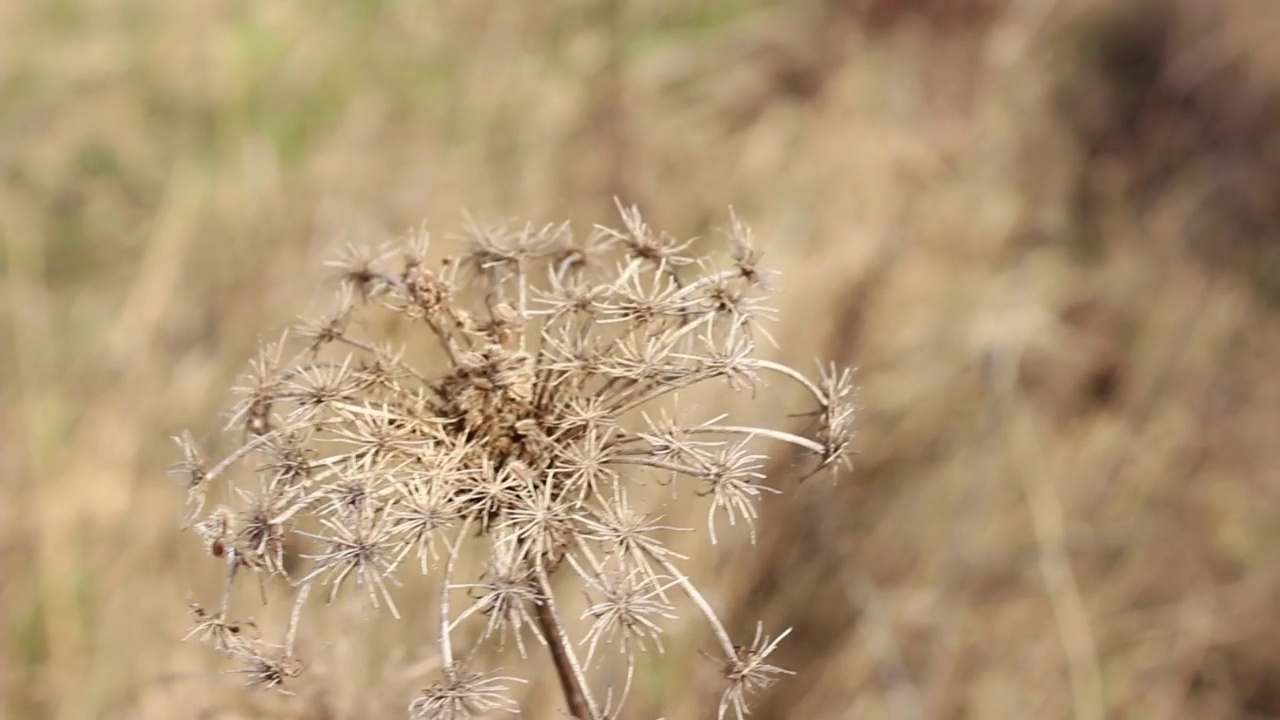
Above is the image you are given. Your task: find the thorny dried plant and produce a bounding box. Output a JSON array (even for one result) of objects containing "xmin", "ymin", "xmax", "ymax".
[{"xmin": 172, "ymin": 202, "xmax": 855, "ymax": 719}]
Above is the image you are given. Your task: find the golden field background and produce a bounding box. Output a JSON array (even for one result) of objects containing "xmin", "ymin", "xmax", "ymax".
[{"xmin": 5, "ymin": 0, "xmax": 1280, "ymax": 718}]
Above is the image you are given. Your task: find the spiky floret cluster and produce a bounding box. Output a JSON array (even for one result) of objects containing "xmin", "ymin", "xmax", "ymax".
[{"xmin": 172, "ymin": 203, "xmax": 855, "ymax": 719}]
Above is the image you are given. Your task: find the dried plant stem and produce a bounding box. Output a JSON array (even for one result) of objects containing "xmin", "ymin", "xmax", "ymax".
[
  {"xmin": 601, "ymin": 655, "xmax": 636, "ymax": 720},
  {"xmin": 685, "ymin": 425, "xmax": 825, "ymax": 454},
  {"xmin": 609, "ymin": 381, "xmax": 704, "ymax": 417},
  {"xmin": 652, "ymin": 554, "xmax": 736, "ymax": 659},
  {"xmin": 438, "ymin": 518, "xmax": 473, "ymax": 669},
  {"xmin": 172, "ymin": 207, "xmax": 852, "ymax": 717},
  {"xmin": 217, "ymin": 554, "xmax": 239, "ymax": 617},
  {"xmin": 206, "ymin": 429, "xmax": 283, "ymax": 485},
  {"xmin": 533, "ymin": 562, "xmax": 599, "ymax": 720},
  {"xmin": 285, "ymin": 581, "xmax": 312, "ymax": 653},
  {"xmin": 745, "ymin": 359, "xmax": 828, "ymax": 405},
  {"xmin": 608, "ymin": 456, "xmax": 703, "ymax": 475}
]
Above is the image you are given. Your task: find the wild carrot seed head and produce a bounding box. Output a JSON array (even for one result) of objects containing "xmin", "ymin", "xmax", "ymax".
[{"xmin": 174, "ymin": 201, "xmax": 854, "ymax": 718}]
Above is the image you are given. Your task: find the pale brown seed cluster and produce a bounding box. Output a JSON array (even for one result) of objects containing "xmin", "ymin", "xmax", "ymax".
[{"xmin": 171, "ymin": 202, "xmax": 855, "ymax": 719}]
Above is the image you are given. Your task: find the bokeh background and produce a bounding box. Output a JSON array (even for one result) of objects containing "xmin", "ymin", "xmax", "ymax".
[{"xmin": 5, "ymin": 0, "xmax": 1280, "ymax": 718}]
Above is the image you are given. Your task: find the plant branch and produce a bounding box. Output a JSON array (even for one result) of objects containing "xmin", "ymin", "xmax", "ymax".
[{"xmin": 533, "ymin": 562, "xmax": 599, "ymax": 720}]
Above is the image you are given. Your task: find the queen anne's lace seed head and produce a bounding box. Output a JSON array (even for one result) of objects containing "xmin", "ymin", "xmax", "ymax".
[
  {"xmin": 580, "ymin": 569, "xmax": 679, "ymax": 664},
  {"xmin": 718, "ymin": 624, "xmax": 796, "ymax": 720},
  {"xmin": 409, "ymin": 665, "xmax": 524, "ymax": 719},
  {"xmin": 174, "ymin": 204, "xmax": 853, "ymax": 714},
  {"xmin": 454, "ymin": 539, "xmax": 545, "ymax": 658},
  {"xmin": 185, "ymin": 599, "xmax": 257, "ymax": 655},
  {"xmin": 300, "ymin": 512, "xmax": 405, "ymax": 618},
  {"xmin": 699, "ymin": 442, "xmax": 778, "ymax": 545},
  {"xmin": 168, "ymin": 431, "xmax": 209, "ymax": 526},
  {"xmin": 230, "ymin": 640, "xmax": 305, "ymax": 695}
]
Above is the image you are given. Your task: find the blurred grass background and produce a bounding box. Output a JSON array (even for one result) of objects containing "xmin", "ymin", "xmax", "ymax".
[{"xmin": 5, "ymin": 0, "xmax": 1280, "ymax": 717}]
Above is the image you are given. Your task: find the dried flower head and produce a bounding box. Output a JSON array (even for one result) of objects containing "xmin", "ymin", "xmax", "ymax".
[
  {"xmin": 229, "ymin": 639, "xmax": 305, "ymax": 695},
  {"xmin": 174, "ymin": 201, "xmax": 853, "ymax": 718},
  {"xmin": 718, "ymin": 623, "xmax": 796, "ymax": 720},
  {"xmin": 409, "ymin": 664, "xmax": 524, "ymax": 719}
]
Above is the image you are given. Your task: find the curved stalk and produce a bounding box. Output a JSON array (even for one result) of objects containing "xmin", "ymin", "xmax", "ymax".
[
  {"xmin": 745, "ymin": 358, "xmax": 827, "ymax": 404},
  {"xmin": 649, "ymin": 554, "xmax": 736, "ymax": 660},
  {"xmin": 682, "ymin": 424, "xmax": 825, "ymax": 454}
]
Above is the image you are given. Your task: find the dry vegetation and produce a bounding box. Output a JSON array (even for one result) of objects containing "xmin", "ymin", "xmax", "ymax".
[
  {"xmin": 4, "ymin": 0, "xmax": 1280, "ymax": 718},
  {"xmin": 169, "ymin": 207, "xmax": 856, "ymax": 720}
]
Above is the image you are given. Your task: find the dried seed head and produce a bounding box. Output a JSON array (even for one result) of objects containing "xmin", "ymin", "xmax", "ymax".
[
  {"xmin": 194, "ymin": 506, "xmax": 233, "ymax": 557},
  {"xmin": 718, "ymin": 624, "xmax": 796, "ymax": 720},
  {"xmin": 578, "ymin": 487, "xmax": 689, "ymax": 580},
  {"xmin": 169, "ymin": 432, "xmax": 209, "ymax": 526},
  {"xmin": 229, "ymin": 640, "xmax": 305, "ymax": 694},
  {"xmin": 699, "ymin": 442, "xmax": 778, "ymax": 544},
  {"xmin": 184, "ymin": 598, "xmax": 257, "ymax": 654},
  {"xmin": 325, "ymin": 241, "xmax": 396, "ymax": 300},
  {"xmin": 499, "ymin": 477, "xmax": 578, "ymax": 567},
  {"xmin": 455, "ymin": 541, "xmax": 544, "ymax": 658},
  {"xmin": 296, "ymin": 285, "xmax": 358, "ymax": 355},
  {"xmin": 409, "ymin": 665, "xmax": 523, "ymax": 719},
  {"xmin": 388, "ymin": 471, "xmax": 461, "ymax": 573},
  {"xmin": 300, "ymin": 512, "xmax": 404, "ymax": 618},
  {"xmin": 599, "ymin": 199, "xmax": 696, "ymax": 271},
  {"xmin": 174, "ymin": 204, "xmax": 853, "ymax": 719},
  {"xmin": 230, "ymin": 483, "xmax": 298, "ymax": 576},
  {"xmin": 580, "ymin": 569, "xmax": 679, "ymax": 665}
]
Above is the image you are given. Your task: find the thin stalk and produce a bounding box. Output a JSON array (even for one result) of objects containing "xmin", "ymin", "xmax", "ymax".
[
  {"xmin": 683, "ymin": 424, "xmax": 825, "ymax": 454},
  {"xmin": 424, "ymin": 315, "xmax": 460, "ymax": 367},
  {"xmin": 331, "ymin": 335, "xmax": 431, "ymax": 384},
  {"xmin": 607, "ymin": 456, "xmax": 703, "ymax": 477},
  {"xmin": 533, "ymin": 562, "xmax": 600, "ymax": 720},
  {"xmin": 285, "ymin": 581, "xmax": 312, "ymax": 654},
  {"xmin": 438, "ymin": 517, "xmax": 473, "ymax": 669},
  {"xmin": 650, "ymin": 554, "xmax": 737, "ymax": 659},
  {"xmin": 745, "ymin": 358, "xmax": 827, "ymax": 405},
  {"xmin": 206, "ymin": 429, "xmax": 285, "ymax": 484},
  {"xmin": 217, "ymin": 553, "xmax": 240, "ymax": 617},
  {"xmin": 606, "ymin": 370, "xmax": 708, "ymax": 417},
  {"xmin": 602, "ymin": 654, "xmax": 636, "ymax": 720},
  {"xmin": 516, "ymin": 260, "xmax": 529, "ymax": 352}
]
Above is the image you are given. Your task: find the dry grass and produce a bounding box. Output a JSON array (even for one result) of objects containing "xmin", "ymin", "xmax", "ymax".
[{"xmin": 5, "ymin": 0, "xmax": 1280, "ymax": 718}]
